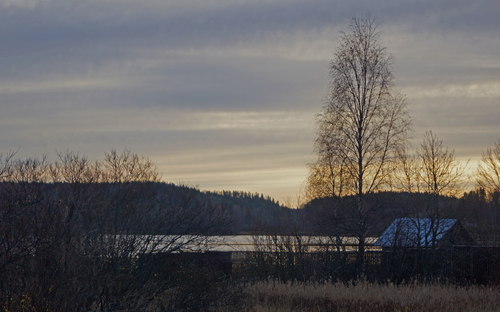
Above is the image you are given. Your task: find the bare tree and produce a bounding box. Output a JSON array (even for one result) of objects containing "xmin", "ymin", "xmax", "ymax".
[
  {"xmin": 477, "ymin": 140, "xmax": 500, "ymax": 199},
  {"xmin": 465, "ymin": 140, "xmax": 500, "ymax": 245},
  {"xmin": 418, "ymin": 131, "xmax": 468, "ymax": 199},
  {"xmin": 396, "ymin": 132, "xmax": 468, "ymax": 216},
  {"xmin": 103, "ymin": 148, "xmax": 160, "ymax": 183},
  {"xmin": 0, "ymin": 149, "xmax": 232, "ymax": 311},
  {"xmin": 392, "ymin": 132, "xmax": 469, "ymax": 281},
  {"xmin": 308, "ymin": 15, "xmax": 411, "ymax": 276},
  {"xmin": 305, "ymin": 156, "xmax": 347, "ymax": 253},
  {"xmin": 0, "ymin": 155, "xmax": 56, "ymax": 311},
  {"xmin": 395, "ymin": 132, "xmax": 468, "ymax": 237},
  {"xmin": 418, "ymin": 131, "xmax": 468, "ymax": 244},
  {"xmin": 306, "ymin": 138, "xmax": 349, "ymax": 201}
]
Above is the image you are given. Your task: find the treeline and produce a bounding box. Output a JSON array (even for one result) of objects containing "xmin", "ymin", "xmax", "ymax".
[
  {"xmin": 256, "ymin": 190, "xmax": 500, "ymax": 239},
  {"xmin": 204, "ymin": 190, "xmax": 288, "ymax": 234},
  {"xmin": 204, "ymin": 190, "xmax": 279, "ymax": 205},
  {"xmin": 460, "ymin": 188, "xmax": 500, "ymax": 244}
]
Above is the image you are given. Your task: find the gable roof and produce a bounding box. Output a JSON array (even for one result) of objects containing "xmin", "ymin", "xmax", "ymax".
[{"xmin": 375, "ymin": 218, "xmax": 461, "ymax": 247}]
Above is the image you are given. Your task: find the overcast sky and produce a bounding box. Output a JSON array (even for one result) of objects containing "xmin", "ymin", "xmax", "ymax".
[{"xmin": 0, "ymin": 0, "xmax": 498, "ymax": 202}]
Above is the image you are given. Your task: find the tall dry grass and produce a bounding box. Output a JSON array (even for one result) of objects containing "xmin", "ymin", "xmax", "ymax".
[{"xmin": 219, "ymin": 281, "xmax": 500, "ymax": 312}]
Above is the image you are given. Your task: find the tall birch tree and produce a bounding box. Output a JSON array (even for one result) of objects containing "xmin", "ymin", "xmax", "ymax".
[{"xmin": 309, "ymin": 15, "xmax": 411, "ymax": 276}]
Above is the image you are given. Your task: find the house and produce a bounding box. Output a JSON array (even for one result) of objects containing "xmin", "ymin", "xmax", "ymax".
[{"xmin": 375, "ymin": 218, "xmax": 475, "ymax": 248}]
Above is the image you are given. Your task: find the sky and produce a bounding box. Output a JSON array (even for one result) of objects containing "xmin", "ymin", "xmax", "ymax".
[{"xmin": 0, "ymin": 0, "xmax": 498, "ymax": 203}]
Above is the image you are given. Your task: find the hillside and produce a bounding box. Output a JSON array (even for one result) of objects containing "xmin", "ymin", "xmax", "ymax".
[{"xmin": 202, "ymin": 190, "xmax": 291, "ymax": 234}]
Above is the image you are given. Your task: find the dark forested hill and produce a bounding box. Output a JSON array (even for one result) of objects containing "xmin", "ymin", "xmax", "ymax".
[
  {"xmin": 301, "ymin": 191, "xmax": 464, "ymax": 237},
  {"xmin": 201, "ymin": 190, "xmax": 291, "ymax": 234},
  {"xmin": 0, "ymin": 181, "xmax": 293, "ymax": 235},
  {"xmin": 2, "ymin": 180, "xmax": 481, "ymax": 236}
]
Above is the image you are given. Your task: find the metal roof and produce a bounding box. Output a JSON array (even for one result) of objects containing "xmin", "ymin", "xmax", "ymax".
[{"xmin": 375, "ymin": 218, "xmax": 458, "ymax": 247}]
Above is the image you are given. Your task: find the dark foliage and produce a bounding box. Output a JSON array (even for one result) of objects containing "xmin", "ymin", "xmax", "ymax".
[{"xmin": 0, "ymin": 180, "xmax": 233, "ymax": 311}]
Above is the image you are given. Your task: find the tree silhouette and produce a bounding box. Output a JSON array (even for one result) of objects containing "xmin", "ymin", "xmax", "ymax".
[{"xmin": 308, "ymin": 15, "xmax": 411, "ymax": 276}]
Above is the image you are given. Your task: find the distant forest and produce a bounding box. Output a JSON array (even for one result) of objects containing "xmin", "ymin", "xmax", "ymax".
[
  {"xmin": 207, "ymin": 187, "xmax": 499, "ymax": 243},
  {"xmin": 0, "ymin": 163, "xmax": 497, "ymax": 239}
]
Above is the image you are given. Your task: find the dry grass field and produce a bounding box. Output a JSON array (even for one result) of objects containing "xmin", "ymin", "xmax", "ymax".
[{"xmin": 219, "ymin": 281, "xmax": 500, "ymax": 312}]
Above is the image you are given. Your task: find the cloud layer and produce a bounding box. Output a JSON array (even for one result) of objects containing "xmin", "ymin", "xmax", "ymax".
[{"xmin": 0, "ymin": 0, "xmax": 498, "ymax": 200}]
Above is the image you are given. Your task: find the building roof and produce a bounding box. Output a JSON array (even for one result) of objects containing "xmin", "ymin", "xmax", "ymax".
[{"xmin": 375, "ymin": 218, "xmax": 460, "ymax": 247}]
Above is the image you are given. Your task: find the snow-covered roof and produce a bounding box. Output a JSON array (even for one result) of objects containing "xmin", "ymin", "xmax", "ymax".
[{"xmin": 375, "ymin": 218, "xmax": 458, "ymax": 247}]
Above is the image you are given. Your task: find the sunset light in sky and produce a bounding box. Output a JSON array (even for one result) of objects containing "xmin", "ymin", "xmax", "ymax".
[{"xmin": 0, "ymin": 0, "xmax": 498, "ymax": 202}]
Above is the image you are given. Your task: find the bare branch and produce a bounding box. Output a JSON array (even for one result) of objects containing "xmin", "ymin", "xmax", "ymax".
[{"xmin": 477, "ymin": 140, "xmax": 500, "ymax": 198}]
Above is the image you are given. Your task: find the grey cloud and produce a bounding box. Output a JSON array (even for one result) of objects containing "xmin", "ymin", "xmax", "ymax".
[
  {"xmin": 1, "ymin": 0, "xmax": 497, "ymax": 86},
  {"xmin": 0, "ymin": 0, "xmax": 498, "ymax": 199},
  {"xmin": 0, "ymin": 0, "xmax": 339, "ymax": 53},
  {"xmin": 0, "ymin": 47, "xmax": 327, "ymax": 111},
  {"xmin": 374, "ymin": 0, "xmax": 500, "ymax": 33},
  {"xmin": 2, "ymin": 0, "xmax": 497, "ymax": 54}
]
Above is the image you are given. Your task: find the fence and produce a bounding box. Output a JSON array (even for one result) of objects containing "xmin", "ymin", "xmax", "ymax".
[
  {"xmin": 229, "ymin": 247, "xmax": 500, "ymax": 284},
  {"xmin": 137, "ymin": 247, "xmax": 500, "ymax": 285}
]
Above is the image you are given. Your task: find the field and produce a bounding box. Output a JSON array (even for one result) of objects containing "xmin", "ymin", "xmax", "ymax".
[{"xmin": 216, "ymin": 281, "xmax": 500, "ymax": 312}]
